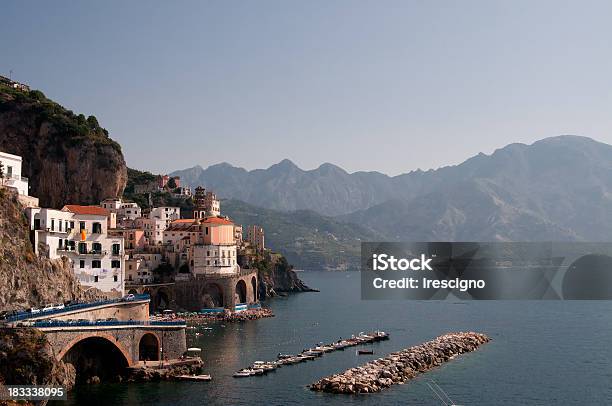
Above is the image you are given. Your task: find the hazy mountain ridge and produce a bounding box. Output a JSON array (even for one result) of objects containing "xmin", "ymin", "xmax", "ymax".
[
  {"xmin": 341, "ymin": 136, "xmax": 612, "ymax": 241},
  {"xmin": 175, "ymin": 135, "xmax": 612, "ymax": 243}
]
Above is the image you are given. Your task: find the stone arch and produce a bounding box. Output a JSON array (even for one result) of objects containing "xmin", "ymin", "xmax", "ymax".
[
  {"xmin": 202, "ymin": 283, "xmax": 224, "ymax": 308},
  {"xmin": 139, "ymin": 333, "xmax": 160, "ymax": 361},
  {"xmin": 235, "ymin": 280, "xmax": 247, "ymax": 304},
  {"xmin": 59, "ymin": 333, "xmax": 131, "ymax": 383},
  {"xmin": 251, "ymin": 276, "xmax": 257, "ymax": 302},
  {"xmin": 128, "ymin": 288, "xmax": 138, "ymax": 295}
]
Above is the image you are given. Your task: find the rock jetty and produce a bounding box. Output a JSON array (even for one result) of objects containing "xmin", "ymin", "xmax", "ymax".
[{"xmin": 309, "ymin": 331, "xmax": 489, "ymax": 394}]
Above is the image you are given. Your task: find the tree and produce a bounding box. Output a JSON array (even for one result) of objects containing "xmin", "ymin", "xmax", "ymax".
[
  {"xmin": 28, "ymin": 89, "xmax": 46, "ymax": 101},
  {"xmin": 167, "ymin": 177, "xmax": 177, "ymax": 189},
  {"xmin": 86, "ymin": 115, "xmax": 99, "ymax": 129}
]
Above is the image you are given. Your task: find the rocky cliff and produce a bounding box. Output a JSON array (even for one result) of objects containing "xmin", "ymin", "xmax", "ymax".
[
  {"xmin": 0, "ymin": 189, "xmax": 97, "ymax": 311},
  {"xmin": 255, "ymin": 254, "xmax": 315, "ymax": 298},
  {"xmin": 0, "ymin": 328, "xmax": 76, "ymax": 390},
  {"xmin": 0, "ymin": 85, "xmax": 127, "ymax": 208}
]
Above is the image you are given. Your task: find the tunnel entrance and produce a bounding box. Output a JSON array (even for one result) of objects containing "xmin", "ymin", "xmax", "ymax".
[
  {"xmin": 62, "ymin": 337, "xmax": 129, "ymax": 384},
  {"xmin": 236, "ymin": 280, "xmax": 247, "ymax": 304},
  {"xmin": 139, "ymin": 333, "xmax": 160, "ymax": 361}
]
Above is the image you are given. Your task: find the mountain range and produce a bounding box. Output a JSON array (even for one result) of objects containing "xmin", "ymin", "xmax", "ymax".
[{"xmin": 173, "ymin": 135, "xmax": 612, "ymax": 245}]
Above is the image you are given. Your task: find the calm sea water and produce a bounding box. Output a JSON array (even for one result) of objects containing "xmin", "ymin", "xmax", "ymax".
[{"xmin": 65, "ymin": 271, "xmax": 612, "ymax": 405}]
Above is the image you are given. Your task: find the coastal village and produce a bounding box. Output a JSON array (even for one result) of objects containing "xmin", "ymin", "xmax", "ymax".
[
  {"xmin": 0, "ymin": 76, "xmax": 487, "ymax": 400},
  {"xmin": 0, "ymin": 148, "xmax": 268, "ymax": 312}
]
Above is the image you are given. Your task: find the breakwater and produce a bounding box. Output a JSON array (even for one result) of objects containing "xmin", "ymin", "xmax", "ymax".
[{"xmin": 309, "ymin": 331, "xmax": 489, "ymax": 394}]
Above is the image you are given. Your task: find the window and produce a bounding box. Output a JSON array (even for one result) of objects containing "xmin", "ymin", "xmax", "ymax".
[
  {"xmin": 92, "ymin": 260, "xmax": 101, "ymax": 268},
  {"xmin": 78, "ymin": 242, "xmax": 87, "ymax": 254},
  {"xmin": 59, "ymin": 221, "xmax": 62, "ymax": 232},
  {"xmin": 94, "ymin": 275, "xmax": 99, "ymax": 282},
  {"xmin": 111, "ymin": 260, "xmax": 120, "ymax": 268},
  {"xmin": 70, "ymin": 221, "xmax": 75, "ymax": 229},
  {"xmin": 80, "ymin": 260, "xmax": 85, "ymax": 268},
  {"xmin": 128, "ymin": 264, "xmax": 132, "ymax": 270},
  {"xmin": 92, "ymin": 222, "xmax": 102, "ymax": 234},
  {"xmin": 92, "ymin": 242, "xmax": 102, "ymax": 253},
  {"xmin": 112, "ymin": 244, "xmax": 120, "ymax": 255},
  {"xmin": 113, "ymin": 275, "xmax": 118, "ymax": 282},
  {"xmin": 51, "ymin": 219, "xmax": 55, "ymax": 231},
  {"xmin": 79, "ymin": 222, "xmax": 86, "ymax": 231}
]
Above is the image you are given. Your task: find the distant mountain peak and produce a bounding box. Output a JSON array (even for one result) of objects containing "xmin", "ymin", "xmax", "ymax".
[{"xmin": 268, "ymin": 159, "xmax": 301, "ymax": 173}]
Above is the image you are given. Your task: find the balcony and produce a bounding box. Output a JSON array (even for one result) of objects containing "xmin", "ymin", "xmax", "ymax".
[
  {"xmin": 56, "ymin": 248, "xmax": 107, "ymax": 257},
  {"xmin": 4, "ymin": 174, "xmax": 28, "ymax": 182}
]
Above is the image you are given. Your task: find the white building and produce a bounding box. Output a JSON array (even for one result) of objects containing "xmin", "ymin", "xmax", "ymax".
[
  {"xmin": 0, "ymin": 151, "xmax": 29, "ymax": 196},
  {"xmin": 134, "ymin": 216, "xmax": 167, "ymax": 246},
  {"xmin": 100, "ymin": 198, "xmax": 141, "ymax": 223},
  {"xmin": 149, "ymin": 206, "xmax": 180, "ymax": 228},
  {"xmin": 26, "ymin": 205, "xmax": 125, "ymax": 295},
  {"xmin": 118, "ymin": 202, "xmax": 141, "ymax": 221}
]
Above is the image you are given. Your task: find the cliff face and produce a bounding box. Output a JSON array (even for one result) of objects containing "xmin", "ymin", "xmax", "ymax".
[
  {"xmin": 0, "ymin": 328, "xmax": 76, "ymax": 389},
  {"xmin": 0, "ymin": 86, "xmax": 127, "ymax": 208},
  {"xmin": 0, "ymin": 189, "xmax": 95, "ymax": 311}
]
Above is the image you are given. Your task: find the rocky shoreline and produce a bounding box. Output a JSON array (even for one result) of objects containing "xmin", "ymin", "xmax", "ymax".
[
  {"xmin": 126, "ymin": 359, "xmax": 204, "ymax": 383},
  {"xmin": 309, "ymin": 331, "xmax": 490, "ymax": 394}
]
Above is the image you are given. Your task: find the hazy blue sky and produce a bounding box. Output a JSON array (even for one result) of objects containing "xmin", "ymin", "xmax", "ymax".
[{"xmin": 2, "ymin": 1, "xmax": 612, "ymax": 175}]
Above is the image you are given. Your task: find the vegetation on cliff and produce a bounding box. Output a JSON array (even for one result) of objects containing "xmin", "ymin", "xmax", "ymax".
[
  {"xmin": 0, "ymin": 83, "xmax": 127, "ymax": 207},
  {"xmin": 251, "ymin": 252, "xmax": 314, "ymax": 298}
]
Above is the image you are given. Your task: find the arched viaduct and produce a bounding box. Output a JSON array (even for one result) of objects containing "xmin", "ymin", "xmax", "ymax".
[
  {"xmin": 128, "ymin": 269, "xmax": 259, "ymax": 312},
  {"xmin": 43, "ymin": 325, "xmax": 186, "ymax": 383}
]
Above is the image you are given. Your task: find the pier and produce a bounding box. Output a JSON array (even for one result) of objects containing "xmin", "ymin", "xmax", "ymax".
[
  {"xmin": 309, "ymin": 331, "xmax": 489, "ymax": 394},
  {"xmin": 233, "ymin": 330, "xmax": 389, "ymax": 378}
]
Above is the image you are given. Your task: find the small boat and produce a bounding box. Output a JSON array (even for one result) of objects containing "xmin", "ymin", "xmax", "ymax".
[
  {"xmin": 177, "ymin": 374, "xmax": 212, "ymax": 382},
  {"xmin": 233, "ymin": 370, "xmax": 251, "ymax": 378},
  {"xmin": 358, "ymin": 349, "xmax": 374, "ymax": 355}
]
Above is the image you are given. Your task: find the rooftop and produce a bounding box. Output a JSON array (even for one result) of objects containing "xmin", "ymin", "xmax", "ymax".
[{"xmin": 62, "ymin": 205, "xmax": 110, "ymax": 216}]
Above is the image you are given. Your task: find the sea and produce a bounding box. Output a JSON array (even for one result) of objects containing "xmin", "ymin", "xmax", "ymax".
[{"xmin": 64, "ymin": 270, "xmax": 612, "ymax": 405}]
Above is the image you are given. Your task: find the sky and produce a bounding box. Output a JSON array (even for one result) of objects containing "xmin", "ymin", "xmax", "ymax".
[{"xmin": 2, "ymin": 0, "xmax": 612, "ymax": 176}]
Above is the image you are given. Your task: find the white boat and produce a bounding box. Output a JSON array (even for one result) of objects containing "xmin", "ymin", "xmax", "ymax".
[
  {"xmin": 177, "ymin": 374, "xmax": 212, "ymax": 382},
  {"xmin": 234, "ymin": 368, "xmax": 256, "ymax": 377}
]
